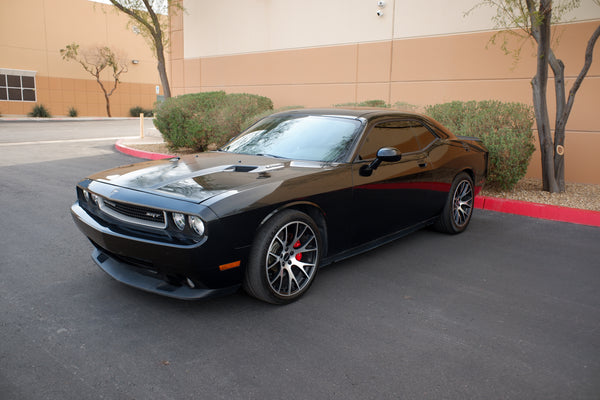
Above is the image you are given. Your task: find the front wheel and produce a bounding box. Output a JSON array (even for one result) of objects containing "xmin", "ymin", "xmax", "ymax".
[
  {"xmin": 434, "ymin": 172, "xmax": 474, "ymax": 234},
  {"xmin": 243, "ymin": 210, "xmax": 322, "ymax": 304}
]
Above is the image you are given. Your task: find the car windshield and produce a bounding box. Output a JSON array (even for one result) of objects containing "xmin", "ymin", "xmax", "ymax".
[{"xmin": 222, "ymin": 115, "xmax": 363, "ymax": 162}]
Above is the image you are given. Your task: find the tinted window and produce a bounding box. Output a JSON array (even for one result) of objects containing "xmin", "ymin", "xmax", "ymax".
[
  {"xmin": 413, "ymin": 123, "xmax": 437, "ymax": 149},
  {"xmin": 22, "ymin": 76, "xmax": 35, "ymax": 88},
  {"xmin": 7, "ymin": 75, "xmax": 20, "ymax": 87},
  {"xmin": 359, "ymin": 120, "xmax": 436, "ymax": 159},
  {"xmin": 8, "ymin": 88, "xmax": 22, "ymax": 101},
  {"xmin": 0, "ymin": 70, "xmax": 36, "ymax": 102},
  {"xmin": 23, "ymin": 89, "xmax": 36, "ymax": 101},
  {"xmin": 224, "ymin": 115, "xmax": 362, "ymax": 162}
]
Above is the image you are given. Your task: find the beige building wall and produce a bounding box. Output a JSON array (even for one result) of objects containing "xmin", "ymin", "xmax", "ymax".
[
  {"xmin": 0, "ymin": 0, "xmax": 162, "ymax": 117},
  {"xmin": 169, "ymin": 0, "xmax": 600, "ymax": 184}
]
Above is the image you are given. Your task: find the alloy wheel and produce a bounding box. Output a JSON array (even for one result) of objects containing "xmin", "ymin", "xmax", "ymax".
[
  {"xmin": 265, "ymin": 221, "xmax": 319, "ymax": 297},
  {"xmin": 452, "ymin": 180, "xmax": 473, "ymax": 228}
]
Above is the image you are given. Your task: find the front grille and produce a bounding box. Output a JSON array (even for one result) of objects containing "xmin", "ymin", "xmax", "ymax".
[{"xmin": 99, "ymin": 198, "xmax": 167, "ymax": 229}]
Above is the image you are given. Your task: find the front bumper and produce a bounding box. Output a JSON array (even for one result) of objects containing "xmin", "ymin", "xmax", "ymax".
[
  {"xmin": 90, "ymin": 248, "xmax": 239, "ymax": 300},
  {"xmin": 71, "ymin": 202, "xmax": 243, "ymax": 299}
]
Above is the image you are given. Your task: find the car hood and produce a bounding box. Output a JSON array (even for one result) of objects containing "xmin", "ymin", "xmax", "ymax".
[{"xmin": 87, "ymin": 152, "xmax": 335, "ymax": 203}]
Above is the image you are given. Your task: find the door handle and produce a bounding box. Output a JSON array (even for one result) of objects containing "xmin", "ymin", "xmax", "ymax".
[{"xmin": 418, "ymin": 162, "xmax": 427, "ymax": 168}]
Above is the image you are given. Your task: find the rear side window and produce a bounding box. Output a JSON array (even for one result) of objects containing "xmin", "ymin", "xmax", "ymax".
[{"xmin": 358, "ymin": 120, "xmax": 437, "ymax": 159}]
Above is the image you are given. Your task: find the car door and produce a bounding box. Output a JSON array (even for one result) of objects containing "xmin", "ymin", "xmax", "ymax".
[{"xmin": 351, "ymin": 118, "xmax": 440, "ymax": 245}]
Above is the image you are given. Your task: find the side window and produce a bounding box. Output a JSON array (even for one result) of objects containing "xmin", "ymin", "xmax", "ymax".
[
  {"xmin": 358, "ymin": 120, "xmax": 436, "ymax": 159},
  {"xmin": 413, "ymin": 123, "xmax": 437, "ymax": 149}
]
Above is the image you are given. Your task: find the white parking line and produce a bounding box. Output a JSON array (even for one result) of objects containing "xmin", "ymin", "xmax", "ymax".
[{"xmin": 0, "ymin": 136, "xmax": 140, "ymax": 147}]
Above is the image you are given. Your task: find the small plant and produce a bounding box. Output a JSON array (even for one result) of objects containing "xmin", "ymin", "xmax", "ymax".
[
  {"xmin": 29, "ymin": 104, "xmax": 51, "ymax": 118},
  {"xmin": 426, "ymin": 100, "xmax": 535, "ymax": 191},
  {"xmin": 68, "ymin": 107, "xmax": 78, "ymax": 117},
  {"xmin": 129, "ymin": 106, "xmax": 153, "ymax": 117}
]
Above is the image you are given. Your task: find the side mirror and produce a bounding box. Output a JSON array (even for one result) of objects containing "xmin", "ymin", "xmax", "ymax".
[
  {"xmin": 359, "ymin": 147, "xmax": 401, "ymax": 176},
  {"xmin": 375, "ymin": 147, "xmax": 402, "ymax": 162}
]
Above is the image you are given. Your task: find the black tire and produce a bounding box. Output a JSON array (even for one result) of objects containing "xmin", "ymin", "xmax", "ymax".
[
  {"xmin": 243, "ymin": 209, "xmax": 322, "ymax": 304},
  {"xmin": 434, "ymin": 172, "xmax": 474, "ymax": 234}
]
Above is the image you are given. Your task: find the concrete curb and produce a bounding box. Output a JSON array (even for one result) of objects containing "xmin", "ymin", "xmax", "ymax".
[
  {"xmin": 475, "ymin": 196, "xmax": 600, "ymax": 227},
  {"xmin": 114, "ymin": 141, "xmax": 600, "ymax": 228},
  {"xmin": 115, "ymin": 140, "xmax": 173, "ymax": 160}
]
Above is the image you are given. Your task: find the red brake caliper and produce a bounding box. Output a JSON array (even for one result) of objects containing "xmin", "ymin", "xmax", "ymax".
[{"xmin": 293, "ymin": 240, "xmax": 302, "ymax": 261}]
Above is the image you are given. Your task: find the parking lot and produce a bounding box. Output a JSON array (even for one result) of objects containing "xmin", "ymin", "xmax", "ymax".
[{"xmin": 1, "ymin": 120, "xmax": 599, "ymax": 399}]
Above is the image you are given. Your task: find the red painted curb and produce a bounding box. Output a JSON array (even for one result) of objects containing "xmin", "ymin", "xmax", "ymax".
[
  {"xmin": 475, "ymin": 196, "xmax": 600, "ymax": 227},
  {"xmin": 115, "ymin": 140, "xmax": 174, "ymax": 160},
  {"xmin": 113, "ymin": 142, "xmax": 600, "ymax": 228}
]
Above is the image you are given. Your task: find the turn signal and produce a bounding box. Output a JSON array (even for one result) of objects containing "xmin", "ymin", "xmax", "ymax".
[{"xmin": 219, "ymin": 261, "xmax": 241, "ymax": 271}]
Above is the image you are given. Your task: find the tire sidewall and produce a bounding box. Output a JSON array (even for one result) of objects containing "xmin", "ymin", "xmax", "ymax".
[
  {"xmin": 244, "ymin": 209, "xmax": 322, "ymax": 304},
  {"xmin": 448, "ymin": 173, "xmax": 474, "ymax": 233}
]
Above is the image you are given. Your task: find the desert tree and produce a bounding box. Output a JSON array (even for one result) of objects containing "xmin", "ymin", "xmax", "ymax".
[
  {"xmin": 107, "ymin": 0, "xmax": 182, "ymax": 99},
  {"xmin": 61, "ymin": 43, "xmax": 128, "ymax": 117},
  {"xmin": 469, "ymin": 0, "xmax": 600, "ymax": 192}
]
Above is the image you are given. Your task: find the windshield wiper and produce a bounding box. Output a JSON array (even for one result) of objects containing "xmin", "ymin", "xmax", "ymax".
[{"xmin": 256, "ymin": 153, "xmax": 286, "ymax": 159}]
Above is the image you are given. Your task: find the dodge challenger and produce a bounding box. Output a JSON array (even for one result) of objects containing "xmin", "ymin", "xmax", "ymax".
[{"xmin": 71, "ymin": 108, "xmax": 488, "ymax": 304}]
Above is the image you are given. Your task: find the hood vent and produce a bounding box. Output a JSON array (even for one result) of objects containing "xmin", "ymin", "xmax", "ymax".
[{"xmin": 227, "ymin": 165, "xmax": 258, "ymax": 173}]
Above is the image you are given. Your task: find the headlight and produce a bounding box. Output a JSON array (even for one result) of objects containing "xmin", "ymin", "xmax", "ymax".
[
  {"xmin": 189, "ymin": 216, "xmax": 205, "ymax": 236},
  {"xmin": 82, "ymin": 190, "xmax": 90, "ymax": 202},
  {"xmin": 172, "ymin": 213, "xmax": 186, "ymax": 230},
  {"xmin": 91, "ymin": 193, "xmax": 99, "ymax": 205}
]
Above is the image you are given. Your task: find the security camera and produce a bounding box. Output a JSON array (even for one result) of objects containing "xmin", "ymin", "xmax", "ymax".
[{"xmin": 376, "ymin": 9, "xmax": 384, "ymax": 17}]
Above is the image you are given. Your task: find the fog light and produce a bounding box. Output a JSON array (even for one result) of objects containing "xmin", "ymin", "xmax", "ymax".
[
  {"xmin": 189, "ymin": 216, "xmax": 205, "ymax": 236},
  {"xmin": 172, "ymin": 213, "xmax": 186, "ymax": 230}
]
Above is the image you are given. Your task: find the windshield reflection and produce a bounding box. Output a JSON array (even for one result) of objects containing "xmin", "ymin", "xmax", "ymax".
[{"xmin": 222, "ymin": 115, "xmax": 362, "ymax": 162}]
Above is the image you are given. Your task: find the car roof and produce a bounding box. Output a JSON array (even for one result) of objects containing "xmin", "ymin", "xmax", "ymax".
[
  {"xmin": 269, "ymin": 107, "xmax": 428, "ymax": 121},
  {"xmin": 262, "ymin": 108, "xmax": 455, "ymax": 139}
]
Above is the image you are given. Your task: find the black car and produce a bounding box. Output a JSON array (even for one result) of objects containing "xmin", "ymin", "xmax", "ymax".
[{"xmin": 71, "ymin": 108, "xmax": 488, "ymax": 304}]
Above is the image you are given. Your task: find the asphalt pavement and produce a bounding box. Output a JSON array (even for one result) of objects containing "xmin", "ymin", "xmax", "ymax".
[{"xmin": 1, "ymin": 119, "xmax": 599, "ymax": 400}]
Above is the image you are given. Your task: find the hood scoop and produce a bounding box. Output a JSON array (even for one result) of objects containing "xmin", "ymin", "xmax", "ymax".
[
  {"xmin": 224, "ymin": 163, "xmax": 284, "ymax": 173},
  {"xmin": 226, "ymin": 165, "xmax": 257, "ymax": 173}
]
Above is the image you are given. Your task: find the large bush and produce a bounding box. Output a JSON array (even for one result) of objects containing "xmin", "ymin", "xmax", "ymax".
[
  {"xmin": 426, "ymin": 100, "xmax": 534, "ymax": 191},
  {"xmin": 154, "ymin": 91, "xmax": 273, "ymax": 151}
]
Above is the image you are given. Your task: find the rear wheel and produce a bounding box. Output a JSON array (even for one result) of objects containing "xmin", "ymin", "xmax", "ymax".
[
  {"xmin": 434, "ymin": 172, "xmax": 474, "ymax": 234},
  {"xmin": 243, "ymin": 210, "xmax": 321, "ymax": 304}
]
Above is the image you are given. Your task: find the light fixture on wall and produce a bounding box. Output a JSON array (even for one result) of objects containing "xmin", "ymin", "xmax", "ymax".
[
  {"xmin": 132, "ymin": 59, "xmax": 139, "ymax": 64},
  {"xmin": 377, "ymin": 0, "xmax": 385, "ymax": 16}
]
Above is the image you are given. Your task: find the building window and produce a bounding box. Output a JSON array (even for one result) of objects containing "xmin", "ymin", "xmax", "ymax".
[{"xmin": 0, "ymin": 69, "xmax": 37, "ymax": 102}]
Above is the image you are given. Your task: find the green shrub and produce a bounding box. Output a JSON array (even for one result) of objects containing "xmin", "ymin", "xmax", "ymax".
[
  {"xmin": 130, "ymin": 106, "xmax": 153, "ymax": 117},
  {"xmin": 335, "ymin": 100, "xmax": 420, "ymax": 112},
  {"xmin": 68, "ymin": 107, "xmax": 78, "ymax": 117},
  {"xmin": 392, "ymin": 101, "xmax": 419, "ymax": 112},
  {"xmin": 426, "ymin": 100, "xmax": 535, "ymax": 191},
  {"xmin": 154, "ymin": 91, "xmax": 273, "ymax": 151},
  {"xmin": 335, "ymin": 99, "xmax": 389, "ymax": 108},
  {"xmin": 29, "ymin": 104, "xmax": 51, "ymax": 118},
  {"xmin": 241, "ymin": 105, "xmax": 304, "ymax": 132}
]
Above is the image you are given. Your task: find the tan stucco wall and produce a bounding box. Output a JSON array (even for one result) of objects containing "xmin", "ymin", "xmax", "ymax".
[{"xmin": 0, "ymin": 0, "xmax": 161, "ymax": 117}]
